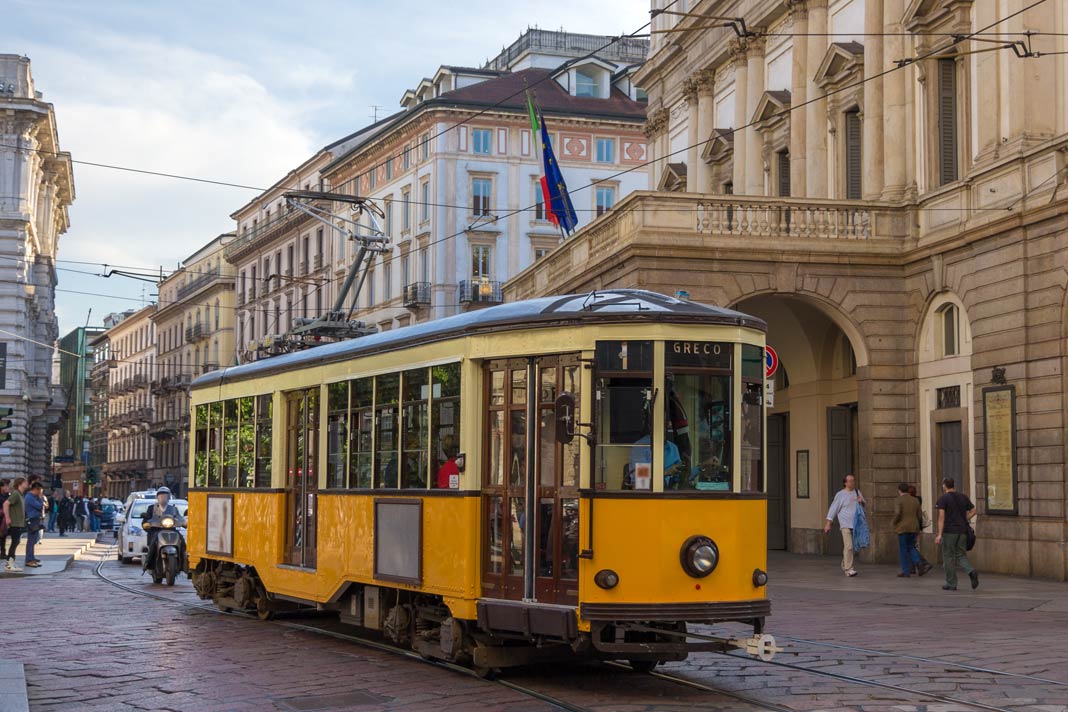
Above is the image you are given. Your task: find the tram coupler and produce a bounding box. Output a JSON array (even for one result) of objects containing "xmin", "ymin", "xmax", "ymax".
[{"xmin": 731, "ymin": 633, "xmax": 782, "ymax": 661}]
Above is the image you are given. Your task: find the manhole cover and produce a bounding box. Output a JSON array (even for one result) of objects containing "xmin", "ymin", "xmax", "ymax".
[{"xmin": 276, "ymin": 691, "xmax": 392, "ymax": 711}]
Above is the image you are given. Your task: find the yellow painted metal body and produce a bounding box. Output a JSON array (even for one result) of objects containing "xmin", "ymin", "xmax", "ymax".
[{"xmin": 187, "ymin": 316, "xmax": 768, "ymax": 629}]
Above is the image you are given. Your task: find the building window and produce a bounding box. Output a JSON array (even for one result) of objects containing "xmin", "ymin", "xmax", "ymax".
[
  {"xmin": 420, "ymin": 248, "xmax": 429, "ymax": 283},
  {"xmin": 844, "ymin": 109, "xmax": 862, "ymax": 200},
  {"xmin": 420, "ymin": 181, "xmax": 430, "ymax": 222},
  {"xmin": 385, "ymin": 158, "xmax": 393, "ymax": 180},
  {"xmin": 534, "ymin": 181, "xmax": 546, "ymax": 220},
  {"xmin": 401, "ymin": 254, "xmax": 410, "ymax": 288},
  {"xmin": 472, "ymin": 177, "xmax": 492, "ymax": 216},
  {"xmin": 384, "ymin": 262, "xmax": 392, "ymax": 301},
  {"xmin": 576, "ymin": 69, "xmax": 597, "ymax": 97},
  {"xmin": 595, "ymin": 138, "xmax": 615, "ymax": 163},
  {"xmin": 473, "ymin": 128, "xmax": 492, "ymax": 155},
  {"xmin": 369, "ymin": 168, "xmax": 377, "ymax": 190},
  {"xmin": 595, "ymin": 186, "xmax": 615, "ymax": 216},
  {"xmin": 937, "ymin": 58, "xmax": 959, "ymax": 186},
  {"xmin": 384, "ymin": 200, "xmax": 393, "ymax": 237},
  {"xmin": 777, "ymin": 149, "xmax": 791, "ymax": 197},
  {"xmin": 403, "ymin": 145, "xmax": 411, "ymax": 170},
  {"xmin": 401, "ymin": 188, "xmax": 411, "ymax": 232},
  {"xmin": 534, "ymin": 246, "xmax": 551, "ymax": 261},
  {"xmin": 316, "ymin": 228, "xmax": 323, "ymax": 263},
  {"xmin": 471, "ymin": 245, "xmax": 492, "ymax": 279},
  {"xmin": 367, "ymin": 268, "xmax": 376, "ymax": 308},
  {"xmin": 940, "ymin": 303, "xmax": 959, "ymax": 357},
  {"xmin": 421, "ymin": 133, "xmax": 430, "ymax": 160}
]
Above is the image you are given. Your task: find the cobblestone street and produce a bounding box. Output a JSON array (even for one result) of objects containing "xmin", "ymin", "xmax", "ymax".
[{"xmin": 3, "ymin": 545, "xmax": 1067, "ymax": 711}]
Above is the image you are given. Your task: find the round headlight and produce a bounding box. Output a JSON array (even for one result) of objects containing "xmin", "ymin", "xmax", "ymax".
[
  {"xmin": 680, "ymin": 536, "xmax": 719, "ymax": 578},
  {"xmin": 594, "ymin": 569, "xmax": 620, "ymax": 589},
  {"xmin": 753, "ymin": 568, "xmax": 769, "ymax": 587},
  {"xmin": 161, "ymin": 516, "xmax": 175, "ymax": 529}
]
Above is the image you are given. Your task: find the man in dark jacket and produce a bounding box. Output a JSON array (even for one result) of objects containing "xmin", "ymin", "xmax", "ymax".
[{"xmin": 57, "ymin": 492, "xmax": 74, "ymax": 537}]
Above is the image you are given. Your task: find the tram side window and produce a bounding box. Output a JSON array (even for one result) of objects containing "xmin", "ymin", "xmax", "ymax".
[
  {"xmin": 238, "ymin": 397, "xmax": 255, "ymax": 488},
  {"xmin": 741, "ymin": 344, "xmax": 765, "ymax": 493},
  {"xmin": 194, "ymin": 405, "xmax": 208, "ymax": 487},
  {"xmin": 402, "ymin": 368, "xmax": 429, "ymax": 488},
  {"xmin": 208, "ymin": 402, "xmax": 223, "ymax": 487},
  {"xmin": 349, "ymin": 378, "xmax": 373, "ymax": 488},
  {"xmin": 326, "ymin": 382, "xmax": 349, "ymax": 489},
  {"xmin": 431, "ymin": 363, "xmax": 461, "ymax": 489},
  {"xmin": 374, "ymin": 374, "xmax": 400, "ymax": 489},
  {"xmin": 664, "ymin": 341, "xmax": 734, "ymax": 491},
  {"xmin": 594, "ymin": 377, "xmax": 653, "ymax": 490},
  {"xmin": 254, "ymin": 395, "xmax": 273, "ymax": 488},
  {"xmin": 223, "ymin": 400, "xmax": 239, "ymax": 487}
]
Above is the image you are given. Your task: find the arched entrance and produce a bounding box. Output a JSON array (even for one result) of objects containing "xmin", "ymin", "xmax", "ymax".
[{"xmin": 734, "ymin": 294, "xmax": 867, "ymax": 553}]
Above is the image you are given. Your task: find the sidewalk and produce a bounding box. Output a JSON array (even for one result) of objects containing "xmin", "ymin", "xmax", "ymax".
[
  {"xmin": 0, "ymin": 531, "xmax": 99, "ymax": 578},
  {"xmin": 0, "ymin": 660, "xmax": 27, "ymax": 712},
  {"xmin": 767, "ymin": 550, "xmax": 1068, "ymax": 613}
]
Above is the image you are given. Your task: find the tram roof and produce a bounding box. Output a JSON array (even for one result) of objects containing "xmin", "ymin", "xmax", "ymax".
[{"xmin": 193, "ymin": 289, "xmax": 766, "ymax": 388}]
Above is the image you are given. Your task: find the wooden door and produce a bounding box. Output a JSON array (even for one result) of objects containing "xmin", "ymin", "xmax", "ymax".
[
  {"xmin": 766, "ymin": 414, "xmax": 788, "ymax": 551},
  {"xmin": 826, "ymin": 406, "xmax": 854, "ymax": 556}
]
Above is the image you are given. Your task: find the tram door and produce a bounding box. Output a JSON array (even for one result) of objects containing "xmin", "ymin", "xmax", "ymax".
[
  {"xmin": 284, "ymin": 388, "xmax": 319, "ymax": 568},
  {"xmin": 482, "ymin": 356, "xmax": 581, "ymax": 604}
]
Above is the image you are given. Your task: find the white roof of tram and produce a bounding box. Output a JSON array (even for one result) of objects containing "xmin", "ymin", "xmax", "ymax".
[{"xmin": 193, "ymin": 290, "xmax": 765, "ymax": 388}]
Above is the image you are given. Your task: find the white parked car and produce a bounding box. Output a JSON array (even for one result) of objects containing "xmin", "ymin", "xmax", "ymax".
[{"xmin": 117, "ymin": 497, "xmax": 188, "ymax": 564}]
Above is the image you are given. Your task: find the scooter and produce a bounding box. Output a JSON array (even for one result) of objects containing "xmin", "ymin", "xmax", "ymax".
[{"xmin": 142, "ymin": 512, "xmax": 187, "ymax": 586}]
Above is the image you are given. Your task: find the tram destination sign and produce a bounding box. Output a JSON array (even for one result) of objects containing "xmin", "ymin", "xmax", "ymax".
[{"xmin": 666, "ymin": 341, "xmax": 732, "ymax": 369}]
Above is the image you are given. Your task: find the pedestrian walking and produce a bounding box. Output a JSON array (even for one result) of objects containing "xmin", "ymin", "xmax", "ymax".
[
  {"xmin": 935, "ymin": 477, "xmax": 979, "ymax": 591},
  {"xmin": 47, "ymin": 490, "xmax": 59, "ymax": 533},
  {"xmin": 906, "ymin": 484, "xmax": 933, "ymax": 573},
  {"xmin": 74, "ymin": 497, "xmax": 90, "ymax": 532},
  {"xmin": 0, "ymin": 478, "xmax": 10, "ymax": 545},
  {"xmin": 824, "ymin": 473, "xmax": 866, "ymax": 577},
  {"xmin": 893, "ymin": 483, "xmax": 930, "ymax": 577},
  {"xmin": 89, "ymin": 497, "xmax": 102, "ymax": 532},
  {"xmin": 58, "ymin": 491, "xmax": 74, "ymax": 537},
  {"xmin": 3, "ymin": 477, "xmax": 28, "ymax": 572},
  {"xmin": 23, "ymin": 482, "xmax": 45, "ymax": 568}
]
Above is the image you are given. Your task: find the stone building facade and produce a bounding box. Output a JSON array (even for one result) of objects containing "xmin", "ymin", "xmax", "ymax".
[
  {"xmin": 90, "ymin": 306, "xmax": 156, "ymax": 498},
  {"xmin": 506, "ymin": 0, "xmax": 1068, "ymax": 579},
  {"xmin": 0, "ymin": 55, "xmax": 74, "ymax": 480},
  {"xmin": 150, "ymin": 234, "xmax": 235, "ymax": 497},
  {"xmin": 52, "ymin": 326, "xmax": 105, "ymax": 494}
]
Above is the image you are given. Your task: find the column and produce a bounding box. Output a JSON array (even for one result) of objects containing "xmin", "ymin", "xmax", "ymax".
[
  {"xmin": 805, "ymin": 0, "xmax": 829, "ymax": 197},
  {"xmin": 1004, "ymin": 0, "xmax": 1057, "ymax": 147},
  {"xmin": 882, "ymin": 0, "xmax": 907, "ymax": 198},
  {"xmin": 686, "ymin": 83, "xmax": 701, "ymax": 191},
  {"xmin": 863, "ymin": 0, "xmax": 885, "ymax": 199},
  {"xmin": 694, "ymin": 70, "xmax": 715, "ymax": 193},
  {"xmin": 789, "ymin": 2, "xmax": 808, "ymax": 197},
  {"xmin": 745, "ymin": 38, "xmax": 767, "ymax": 195},
  {"xmin": 732, "ymin": 46, "xmax": 749, "ymax": 192}
]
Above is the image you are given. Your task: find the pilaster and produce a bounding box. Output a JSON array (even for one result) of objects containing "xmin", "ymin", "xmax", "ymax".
[
  {"xmin": 731, "ymin": 42, "xmax": 750, "ymax": 192},
  {"xmin": 882, "ymin": 0, "xmax": 908, "ymax": 199},
  {"xmin": 788, "ymin": 1, "xmax": 809, "ymax": 196},
  {"xmin": 745, "ymin": 37, "xmax": 767, "ymax": 195},
  {"xmin": 863, "ymin": 0, "xmax": 885, "ymax": 199},
  {"xmin": 805, "ymin": 0, "xmax": 829, "ymax": 197}
]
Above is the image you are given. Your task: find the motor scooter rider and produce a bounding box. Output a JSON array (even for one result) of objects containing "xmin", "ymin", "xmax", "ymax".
[{"xmin": 141, "ymin": 487, "xmax": 183, "ymax": 569}]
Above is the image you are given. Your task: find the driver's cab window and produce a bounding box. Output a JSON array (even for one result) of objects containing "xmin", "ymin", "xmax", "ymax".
[
  {"xmin": 664, "ymin": 341, "xmax": 734, "ymax": 491},
  {"xmin": 594, "ymin": 341, "xmax": 654, "ymax": 490}
]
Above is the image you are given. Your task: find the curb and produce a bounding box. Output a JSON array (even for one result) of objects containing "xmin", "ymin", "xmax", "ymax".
[{"xmin": 0, "ymin": 660, "xmax": 29, "ymax": 712}]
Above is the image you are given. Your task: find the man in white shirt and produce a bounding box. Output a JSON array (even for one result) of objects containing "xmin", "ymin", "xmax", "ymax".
[{"xmin": 824, "ymin": 474, "xmax": 865, "ymax": 577}]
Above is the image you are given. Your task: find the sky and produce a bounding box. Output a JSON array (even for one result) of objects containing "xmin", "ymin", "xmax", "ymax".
[{"xmin": 3, "ymin": 0, "xmax": 649, "ymax": 333}]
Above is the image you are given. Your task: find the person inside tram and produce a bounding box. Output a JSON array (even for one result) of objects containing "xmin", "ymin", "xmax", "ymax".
[
  {"xmin": 436, "ymin": 441, "xmax": 461, "ymax": 489},
  {"xmin": 624, "ymin": 413, "xmax": 683, "ymax": 490}
]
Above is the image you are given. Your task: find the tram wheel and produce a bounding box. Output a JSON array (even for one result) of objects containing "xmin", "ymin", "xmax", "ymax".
[
  {"xmin": 628, "ymin": 660, "xmax": 658, "ymax": 673},
  {"xmin": 472, "ymin": 665, "xmax": 499, "ymax": 680}
]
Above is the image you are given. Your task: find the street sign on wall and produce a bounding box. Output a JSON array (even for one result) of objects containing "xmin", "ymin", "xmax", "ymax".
[{"xmin": 765, "ymin": 345, "xmax": 779, "ymax": 379}]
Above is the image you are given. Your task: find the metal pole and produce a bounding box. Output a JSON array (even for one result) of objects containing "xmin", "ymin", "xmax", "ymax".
[{"xmin": 523, "ymin": 357, "xmax": 537, "ymax": 601}]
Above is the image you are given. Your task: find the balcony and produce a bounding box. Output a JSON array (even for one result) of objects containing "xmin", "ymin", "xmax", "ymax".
[
  {"xmin": 173, "ymin": 373, "xmax": 192, "ymax": 389},
  {"xmin": 504, "ymin": 191, "xmax": 914, "ymax": 303},
  {"xmin": 185, "ymin": 323, "xmax": 206, "ymax": 343},
  {"xmin": 149, "ymin": 418, "xmax": 180, "ymax": 440},
  {"xmin": 202, "ymin": 362, "xmax": 219, "ymax": 375},
  {"xmin": 176, "ymin": 266, "xmax": 229, "ymax": 301},
  {"xmin": 458, "ymin": 279, "xmax": 503, "ymax": 306},
  {"xmin": 131, "ymin": 374, "xmax": 147, "ymax": 389},
  {"xmin": 151, "ymin": 377, "xmax": 170, "ymax": 395},
  {"xmin": 403, "ymin": 282, "xmax": 431, "ymax": 308},
  {"xmin": 224, "ymin": 209, "xmax": 311, "ymax": 263}
]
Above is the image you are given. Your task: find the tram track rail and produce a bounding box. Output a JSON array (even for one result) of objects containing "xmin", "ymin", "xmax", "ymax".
[
  {"xmin": 91, "ymin": 548, "xmax": 588, "ymax": 712},
  {"xmin": 777, "ymin": 635, "xmax": 1068, "ymax": 688}
]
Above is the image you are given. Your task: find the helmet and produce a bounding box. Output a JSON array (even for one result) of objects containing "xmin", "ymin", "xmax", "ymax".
[{"xmin": 156, "ymin": 487, "xmax": 172, "ymax": 496}]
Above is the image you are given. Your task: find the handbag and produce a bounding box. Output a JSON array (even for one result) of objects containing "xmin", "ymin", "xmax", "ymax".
[{"xmin": 966, "ymin": 525, "xmax": 977, "ymax": 551}]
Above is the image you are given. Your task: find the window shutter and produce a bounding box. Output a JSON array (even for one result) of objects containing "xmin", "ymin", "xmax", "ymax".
[
  {"xmin": 844, "ymin": 111, "xmax": 862, "ymax": 200},
  {"xmin": 777, "ymin": 150, "xmax": 791, "ymax": 197},
  {"xmin": 937, "ymin": 58, "xmax": 959, "ymax": 186}
]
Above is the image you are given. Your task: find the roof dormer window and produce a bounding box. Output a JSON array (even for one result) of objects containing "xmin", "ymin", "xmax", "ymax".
[{"xmin": 576, "ymin": 69, "xmax": 598, "ymax": 97}]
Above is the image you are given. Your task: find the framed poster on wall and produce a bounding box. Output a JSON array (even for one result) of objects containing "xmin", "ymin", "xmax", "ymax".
[
  {"xmin": 796, "ymin": 450, "xmax": 810, "ymax": 499},
  {"xmin": 206, "ymin": 494, "xmax": 234, "ymax": 557},
  {"xmin": 983, "ymin": 385, "xmax": 1017, "ymax": 514}
]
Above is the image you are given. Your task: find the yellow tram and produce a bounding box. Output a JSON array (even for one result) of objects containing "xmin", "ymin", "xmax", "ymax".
[{"xmin": 186, "ymin": 289, "xmax": 776, "ymax": 670}]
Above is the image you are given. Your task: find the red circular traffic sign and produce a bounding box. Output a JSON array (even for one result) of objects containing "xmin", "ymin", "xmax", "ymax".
[{"xmin": 765, "ymin": 346, "xmax": 779, "ymax": 378}]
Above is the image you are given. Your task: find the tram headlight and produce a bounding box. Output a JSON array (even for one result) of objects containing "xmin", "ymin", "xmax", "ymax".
[
  {"xmin": 753, "ymin": 568, "xmax": 769, "ymax": 587},
  {"xmin": 680, "ymin": 535, "xmax": 719, "ymax": 578},
  {"xmin": 594, "ymin": 569, "xmax": 620, "ymax": 589}
]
